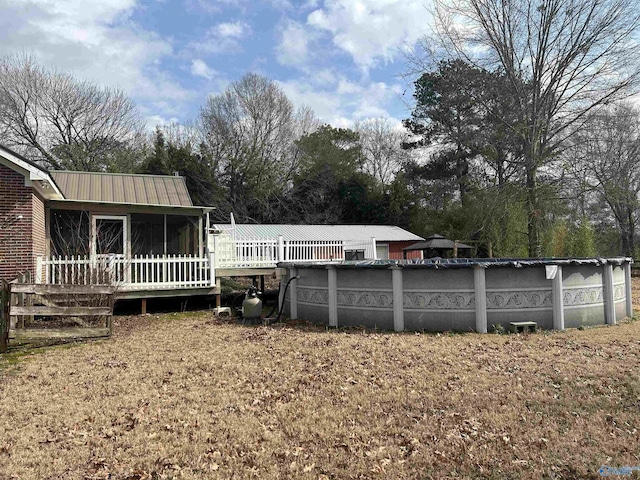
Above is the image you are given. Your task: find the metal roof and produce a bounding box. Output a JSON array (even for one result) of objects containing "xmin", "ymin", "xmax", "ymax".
[
  {"xmin": 211, "ymin": 224, "xmax": 424, "ymax": 242},
  {"xmin": 51, "ymin": 171, "xmax": 193, "ymax": 207}
]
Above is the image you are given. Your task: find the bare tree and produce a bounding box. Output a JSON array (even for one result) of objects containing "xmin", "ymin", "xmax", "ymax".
[
  {"xmin": 354, "ymin": 118, "xmax": 409, "ymax": 187},
  {"xmin": 199, "ymin": 73, "xmax": 318, "ymax": 222},
  {"xmin": 0, "ymin": 54, "xmax": 145, "ymax": 171},
  {"xmin": 570, "ymin": 103, "xmax": 640, "ymax": 256},
  {"xmin": 425, "ymin": 0, "xmax": 640, "ymax": 256}
]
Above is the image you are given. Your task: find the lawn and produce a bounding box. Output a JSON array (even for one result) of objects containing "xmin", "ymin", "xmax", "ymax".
[{"xmin": 0, "ymin": 289, "xmax": 639, "ymax": 479}]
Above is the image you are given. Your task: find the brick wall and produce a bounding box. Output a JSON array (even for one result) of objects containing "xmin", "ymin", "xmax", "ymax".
[{"xmin": 0, "ymin": 164, "xmax": 35, "ymax": 281}]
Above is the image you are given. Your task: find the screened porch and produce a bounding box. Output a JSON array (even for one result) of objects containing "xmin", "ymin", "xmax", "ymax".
[{"xmin": 39, "ymin": 208, "xmax": 213, "ymax": 291}]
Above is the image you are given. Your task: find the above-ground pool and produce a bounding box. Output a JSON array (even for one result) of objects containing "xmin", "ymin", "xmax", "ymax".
[{"xmin": 278, "ymin": 258, "xmax": 633, "ymax": 332}]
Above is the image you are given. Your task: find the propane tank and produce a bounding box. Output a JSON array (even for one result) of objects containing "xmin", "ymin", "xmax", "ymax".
[{"xmin": 242, "ymin": 286, "xmax": 263, "ymax": 321}]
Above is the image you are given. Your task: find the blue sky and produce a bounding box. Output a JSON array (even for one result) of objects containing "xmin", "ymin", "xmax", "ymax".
[{"xmin": 0, "ymin": 0, "xmax": 434, "ymax": 129}]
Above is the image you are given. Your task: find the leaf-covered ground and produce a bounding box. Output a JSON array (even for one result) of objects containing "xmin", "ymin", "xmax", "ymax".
[{"xmin": 0, "ymin": 285, "xmax": 639, "ymax": 479}]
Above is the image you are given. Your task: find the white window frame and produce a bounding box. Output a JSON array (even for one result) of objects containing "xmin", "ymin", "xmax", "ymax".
[{"xmin": 91, "ymin": 214, "xmax": 129, "ymax": 259}]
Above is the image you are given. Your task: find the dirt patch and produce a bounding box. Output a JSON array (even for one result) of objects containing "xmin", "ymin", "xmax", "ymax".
[{"xmin": 0, "ymin": 284, "xmax": 639, "ymax": 479}]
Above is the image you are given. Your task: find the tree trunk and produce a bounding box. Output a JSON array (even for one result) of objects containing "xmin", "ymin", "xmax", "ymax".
[
  {"xmin": 621, "ymin": 208, "xmax": 635, "ymax": 257},
  {"xmin": 526, "ymin": 164, "xmax": 542, "ymax": 258},
  {"xmin": 455, "ymin": 145, "xmax": 469, "ymax": 206}
]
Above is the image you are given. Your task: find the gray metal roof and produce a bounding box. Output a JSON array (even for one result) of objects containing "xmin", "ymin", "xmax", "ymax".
[
  {"xmin": 50, "ymin": 171, "xmax": 193, "ymax": 207},
  {"xmin": 211, "ymin": 224, "xmax": 424, "ymax": 242}
]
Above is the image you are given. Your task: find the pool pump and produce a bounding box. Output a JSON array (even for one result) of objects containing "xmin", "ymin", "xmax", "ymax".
[{"xmin": 241, "ymin": 286, "xmax": 263, "ymax": 322}]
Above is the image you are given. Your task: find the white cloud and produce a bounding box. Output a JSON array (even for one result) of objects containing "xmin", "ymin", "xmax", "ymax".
[
  {"xmin": 190, "ymin": 21, "xmax": 252, "ymax": 55},
  {"xmin": 191, "ymin": 59, "xmax": 217, "ymax": 80},
  {"xmin": 336, "ymin": 78, "xmax": 362, "ymax": 95},
  {"xmin": 0, "ymin": 0, "xmax": 194, "ymax": 123},
  {"xmin": 307, "ymin": 0, "xmax": 431, "ymax": 69},
  {"xmin": 275, "ymin": 21, "xmax": 310, "ymax": 66},
  {"xmin": 216, "ymin": 21, "xmax": 249, "ymax": 38},
  {"xmin": 278, "ymin": 73, "xmax": 403, "ymax": 127},
  {"xmin": 145, "ymin": 114, "xmax": 181, "ymax": 130},
  {"xmin": 278, "ymin": 78, "xmax": 345, "ymax": 124}
]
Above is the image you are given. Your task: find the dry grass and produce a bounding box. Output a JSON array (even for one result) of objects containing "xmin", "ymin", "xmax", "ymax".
[{"xmin": 1, "ymin": 292, "xmax": 640, "ymax": 479}]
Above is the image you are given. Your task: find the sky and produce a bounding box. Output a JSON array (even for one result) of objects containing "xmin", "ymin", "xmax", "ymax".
[{"xmin": 0, "ymin": 0, "xmax": 434, "ymax": 130}]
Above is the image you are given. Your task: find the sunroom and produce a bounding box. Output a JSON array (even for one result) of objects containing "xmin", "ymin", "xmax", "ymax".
[{"xmin": 41, "ymin": 171, "xmax": 215, "ymax": 293}]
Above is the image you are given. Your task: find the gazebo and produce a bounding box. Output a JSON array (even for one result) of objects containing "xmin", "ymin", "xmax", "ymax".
[{"xmin": 403, "ymin": 234, "xmax": 473, "ymax": 259}]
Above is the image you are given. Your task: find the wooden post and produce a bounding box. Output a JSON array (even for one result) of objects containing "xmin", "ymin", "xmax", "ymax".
[
  {"xmin": 25, "ymin": 271, "xmax": 33, "ymax": 327},
  {"xmin": 17, "ymin": 272, "xmax": 25, "ymax": 329},
  {"xmin": 141, "ymin": 298, "xmax": 147, "ymax": 315},
  {"xmin": 0, "ymin": 280, "xmax": 9, "ymax": 353},
  {"xmin": 107, "ymin": 292, "xmax": 115, "ymax": 337},
  {"xmin": 215, "ymin": 278, "xmax": 222, "ymax": 310}
]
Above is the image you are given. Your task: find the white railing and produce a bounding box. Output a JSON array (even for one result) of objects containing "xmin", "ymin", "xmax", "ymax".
[
  {"xmin": 282, "ymin": 240, "xmax": 344, "ymax": 262},
  {"xmin": 215, "ymin": 237, "xmax": 278, "ymax": 268},
  {"xmin": 129, "ymin": 255, "xmax": 212, "ymax": 289},
  {"xmin": 37, "ymin": 236, "xmax": 377, "ymax": 289},
  {"xmin": 37, "ymin": 254, "xmax": 214, "ymax": 290},
  {"xmin": 213, "ymin": 235, "xmax": 347, "ymax": 268}
]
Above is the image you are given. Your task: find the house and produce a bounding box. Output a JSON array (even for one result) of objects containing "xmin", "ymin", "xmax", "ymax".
[
  {"xmin": 0, "ymin": 143, "xmax": 425, "ymax": 303},
  {"xmin": 0, "ymin": 144, "xmax": 215, "ymax": 298},
  {"xmin": 210, "ymin": 223, "xmax": 424, "ymax": 261}
]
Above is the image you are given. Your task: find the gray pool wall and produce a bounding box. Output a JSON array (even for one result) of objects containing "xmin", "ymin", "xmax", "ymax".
[{"xmin": 279, "ymin": 258, "xmax": 633, "ymax": 332}]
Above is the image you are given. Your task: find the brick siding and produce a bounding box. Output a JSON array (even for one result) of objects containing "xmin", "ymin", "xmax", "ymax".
[{"xmin": 0, "ymin": 164, "xmax": 37, "ymax": 281}]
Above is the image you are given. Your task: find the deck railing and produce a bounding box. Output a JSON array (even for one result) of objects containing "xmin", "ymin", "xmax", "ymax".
[
  {"xmin": 215, "ymin": 238, "xmax": 279, "ymax": 268},
  {"xmin": 212, "ymin": 236, "xmax": 347, "ymax": 268},
  {"xmin": 36, "ymin": 237, "xmax": 376, "ymax": 289},
  {"xmin": 37, "ymin": 254, "xmax": 214, "ymax": 290}
]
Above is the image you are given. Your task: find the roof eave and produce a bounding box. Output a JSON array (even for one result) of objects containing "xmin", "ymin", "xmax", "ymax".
[
  {"xmin": 49, "ymin": 198, "xmax": 215, "ymax": 213},
  {"xmin": 0, "ymin": 145, "xmax": 64, "ymax": 200}
]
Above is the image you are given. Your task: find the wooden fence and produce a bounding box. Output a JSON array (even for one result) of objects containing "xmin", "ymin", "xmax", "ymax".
[
  {"xmin": 0, "ymin": 280, "xmax": 115, "ymax": 351},
  {"xmin": 0, "ymin": 280, "xmax": 8, "ymax": 353}
]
